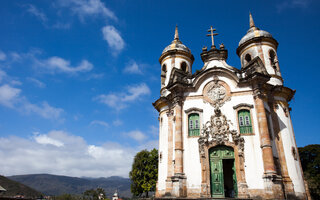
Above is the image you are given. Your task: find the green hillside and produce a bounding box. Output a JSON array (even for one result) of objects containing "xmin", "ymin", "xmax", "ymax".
[
  {"xmin": 0, "ymin": 175, "xmax": 42, "ymax": 198},
  {"xmin": 8, "ymin": 174, "xmax": 131, "ymax": 197}
]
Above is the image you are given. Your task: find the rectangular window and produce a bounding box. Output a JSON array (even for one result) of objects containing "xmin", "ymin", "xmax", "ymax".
[
  {"xmin": 189, "ymin": 113, "xmax": 200, "ymax": 136},
  {"xmin": 238, "ymin": 110, "xmax": 253, "ymax": 134}
]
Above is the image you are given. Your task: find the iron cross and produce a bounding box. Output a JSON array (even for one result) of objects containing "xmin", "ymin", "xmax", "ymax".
[{"xmin": 207, "ymin": 26, "xmax": 218, "ymax": 47}]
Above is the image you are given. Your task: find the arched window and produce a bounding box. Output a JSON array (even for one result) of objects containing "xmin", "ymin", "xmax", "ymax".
[
  {"xmin": 269, "ymin": 50, "xmax": 278, "ymax": 72},
  {"xmin": 189, "ymin": 113, "xmax": 200, "ymax": 136},
  {"xmin": 269, "ymin": 50, "xmax": 276, "ymax": 63},
  {"xmin": 238, "ymin": 110, "xmax": 252, "ymax": 134},
  {"xmin": 162, "ymin": 64, "xmax": 167, "ymax": 73},
  {"xmin": 245, "ymin": 54, "xmax": 252, "ymax": 63},
  {"xmin": 181, "ymin": 62, "xmax": 187, "ymax": 72}
]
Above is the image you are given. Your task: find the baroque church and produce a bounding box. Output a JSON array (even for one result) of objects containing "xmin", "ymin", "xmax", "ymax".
[{"xmin": 153, "ymin": 14, "xmax": 308, "ymax": 199}]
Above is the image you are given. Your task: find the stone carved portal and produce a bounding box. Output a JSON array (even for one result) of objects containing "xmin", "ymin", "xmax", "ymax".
[{"xmin": 198, "ymin": 108, "xmax": 248, "ymax": 198}]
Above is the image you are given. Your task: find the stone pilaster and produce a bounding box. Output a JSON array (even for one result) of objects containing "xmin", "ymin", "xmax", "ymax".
[
  {"xmin": 165, "ymin": 110, "xmax": 174, "ymax": 195},
  {"xmin": 171, "ymin": 97, "xmax": 187, "ymax": 197},
  {"xmin": 270, "ymin": 102, "xmax": 294, "ymax": 195},
  {"xmin": 253, "ymin": 90, "xmax": 277, "ymax": 176},
  {"xmin": 174, "ymin": 101, "xmax": 183, "ymax": 174}
]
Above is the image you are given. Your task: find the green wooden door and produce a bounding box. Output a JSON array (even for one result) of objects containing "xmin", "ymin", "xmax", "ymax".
[{"xmin": 209, "ymin": 146, "xmax": 238, "ymax": 198}]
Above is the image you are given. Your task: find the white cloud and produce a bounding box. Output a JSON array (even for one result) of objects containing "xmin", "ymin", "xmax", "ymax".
[
  {"xmin": 0, "ymin": 130, "xmax": 137, "ymax": 177},
  {"xmin": 0, "ymin": 50, "xmax": 6, "ymax": 61},
  {"xmin": 126, "ymin": 130, "xmax": 147, "ymax": 142},
  {"xmin": 27, "ymin": 77, "xmax": 46, "ymax": 88},
  {"xmin": 90, "ymin": 120, "xmax": 109, "ymax": 128},
  {"xmin": 26, "ymin": 4, "xmax": 47, "ymax": 22},
  {"xmin": 23, "ymin": 101, "xmax": 64, "ymax": 120},
  {"xmin": 276, "ymin": 0, "xmax": 311, "ymax": 12},
  {"xmin": 102, "ymin": 25, "xmax": 125, "ymax": 54},
  {"xmin": 44, "ymin": 56, "xmax": 93, "ymax": 74},
  {"xmin": 58, "ymin": 0, "xmax": 116, "ymax": 21},
  {"xmin": 0, "ymin": 84, "xmax": 63, "ymax": 120},
  {"xmin": 123, "ymin": 61, "xmax": 142, "ymax": 74},
  {"xmin": 122, "ymin": 83, "xmax": 151, "ymax": 101},
  {"xmin": 2, "ymin": 50, "xmax": 93, "ymax": 75},
  {"xmin": 34, "ymin": 132, "xmax": 64, "ymax": 147},
  {"xmin": 0, "ymin": 84, "xmax": 21, "ymax": 108},
  {"xmin": 113, "ymin": 119, "xmax": 123, "ymax": 126},
  {"xmin": 94, "ymin": 83, "xmax": 150, "ymax": 110},
  {"xmin": 0, "ymin": 69, "xmax": 7, "ymax": 82}
]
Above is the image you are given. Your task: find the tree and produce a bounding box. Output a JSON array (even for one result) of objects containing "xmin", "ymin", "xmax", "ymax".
[
  {"xmin": 298, "ymin": 144, "xmax": 320, "ymax": 200},
  {"xmin": 129, "ymin": 148, "xmax": 158, "ymax": 198},
  {"xmin": 83, "ymin": 188, "xmax": 106, "ymax": 200}
]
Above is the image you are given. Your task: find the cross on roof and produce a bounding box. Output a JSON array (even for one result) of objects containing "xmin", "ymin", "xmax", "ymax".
[{"xmin": 206, "ymin": 26, "xmax": 218, "ymax": 47}]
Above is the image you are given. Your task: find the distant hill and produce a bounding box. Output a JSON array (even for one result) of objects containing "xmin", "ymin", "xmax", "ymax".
[
  {"xmin": 0, "ymin": 175, "xmax": 42, "ymax": 198},
  {"xmin": 7, "ymin": 174, "xmax": 131, "ymax": 198}
]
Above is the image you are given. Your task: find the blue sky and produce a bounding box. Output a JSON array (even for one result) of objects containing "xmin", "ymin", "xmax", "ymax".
[{"xmin": 0, "ymin": 0, "xmax": 319, "ymax": 178}]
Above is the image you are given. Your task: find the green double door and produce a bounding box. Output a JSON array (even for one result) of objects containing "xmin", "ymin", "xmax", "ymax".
[{"xmin": 209, "ymin": 146, "xmax": 238, "ymax": 198}]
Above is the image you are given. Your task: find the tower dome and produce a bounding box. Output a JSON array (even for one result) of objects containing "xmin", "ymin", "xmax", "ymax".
[
  {"xmin": 237, "ymin": 13, "xmax": 277, "ymax": 53},
  {"xmin": 161, "ymin": 26, "xmax": 192, "ymax": 55}
]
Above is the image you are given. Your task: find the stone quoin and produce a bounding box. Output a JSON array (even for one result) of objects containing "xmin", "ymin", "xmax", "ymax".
[{"xmin": 153, "ymin": 14, "xmax": 308, "ymax": 199}]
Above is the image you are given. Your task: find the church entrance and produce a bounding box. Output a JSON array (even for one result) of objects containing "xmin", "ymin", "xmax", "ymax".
[{"xmin": 209, "ymin": 146, "xmax": 238, "ymax": 198}]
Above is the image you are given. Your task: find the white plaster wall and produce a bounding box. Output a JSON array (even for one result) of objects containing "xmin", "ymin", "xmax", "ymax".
[
  {"xmin": 228, "ymin": 95, "xmax": 265, "ymax": 189},
  {"xmin": 276, "ymin": 107, "xmax": 305, "ymax": 193},
  {"xmin": 183, "ymin": 99, "xmax": 204, "ymax": 190},
  {"xmin": 158, "ymin": 112, "xmax": 168, "ymax": 191}
]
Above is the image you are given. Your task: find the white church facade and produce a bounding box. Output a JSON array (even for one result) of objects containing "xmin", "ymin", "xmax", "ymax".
[{"xmin": 153, "ymin": 14, "xmax": 308, "ymax": 199}]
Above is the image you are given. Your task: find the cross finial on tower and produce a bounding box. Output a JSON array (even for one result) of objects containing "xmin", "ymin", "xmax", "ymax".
[
  {"xmin": 206, "ymin": 26, "xmax": 218, "ymax": 48},
  {"xmin": 249, "ymin": 12, "xmax": 255, "ymax": 28},
  {"xmin": 174, "ymin": 25, "xmax": 179, "ymax": 41}
]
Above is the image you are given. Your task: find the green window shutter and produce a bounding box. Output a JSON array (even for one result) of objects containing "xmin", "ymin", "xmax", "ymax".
[
  {"xmin": 189, "ymin": 113, "xmax": 200, "ymax": 136},
  {"xmin": 238, "ymin": 110, "xmax": 252, "ymax": 134}
]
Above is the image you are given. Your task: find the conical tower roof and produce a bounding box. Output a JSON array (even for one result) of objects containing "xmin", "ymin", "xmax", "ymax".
[
  {"xmin": 162, "ymin": 26, "xmax": 191, "ymax": 54},
  {"xmin": 238, "ymin": 13, "xmax": 274, "ymax": 47}
]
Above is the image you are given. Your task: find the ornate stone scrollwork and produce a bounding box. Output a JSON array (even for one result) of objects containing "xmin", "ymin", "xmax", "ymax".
[
  {"xmin": 203, "ymin": 79, "xmax": 231, "ymax": 108},
  {"xmin": 198, "ymin": 108, "xmax": 244, "ymax": 157}
]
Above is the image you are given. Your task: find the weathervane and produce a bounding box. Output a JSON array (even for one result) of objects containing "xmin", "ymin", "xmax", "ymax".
[{"xmin": 207, "ymin": 26, "xmax": 218, "ymax": 48}]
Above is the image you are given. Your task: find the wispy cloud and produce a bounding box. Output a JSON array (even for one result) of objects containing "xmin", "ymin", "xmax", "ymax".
[
  {"xmin": 123, "ymin": 61, "xmax": 143, "ymax": 74},
  {"xmin": 43, "ymin": 56, "xmax": 93, "ymax": 74},
  {"xmin": 3, "ymin": 50, "xmax": 93, "ymax": 75},
  {"xmin": 26, "ymin": 4, "xmax": 47, "ymax": 22},
  {"xmin": 113, "ymin": 119, "xmax": 123, "ymax": 126},
  {"xmin": 58, "ymin": 0, "xmax": 117, "ymax": 21},
  {"xmin": 27, "ymin": 77, "xmax": 46, "ymax": 88},
  {"xmin": 94, "ymin": 83, "xmax": 150, "ymax": 110},
  {"xmin": 125, "ymin": 130, "xmax": 147, "ymax": 142},
  {"xmin": 276, "ymin": 0, "xmax": 312, "ymax": 12},
  {"xmin": 0, "ymin": 130, "xmax": 137, "ymax": 177},
  {"xmin": 0, "ymin": 50, "xmax": 6, "ymax": 61},
  {"xmin": 0, "ymin": 84, "xmax": 21, "ymax": 108},
  {"xmin": 90, "ymin": 120, "xmax": 109, "ymax": 128},
  {"xmin": 0, "ymin": 84, "xmax": 63, "ymax": 120},
  {"xmin": 102, "ymin": 25, "xmax": 125, "ymax": 55}
]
